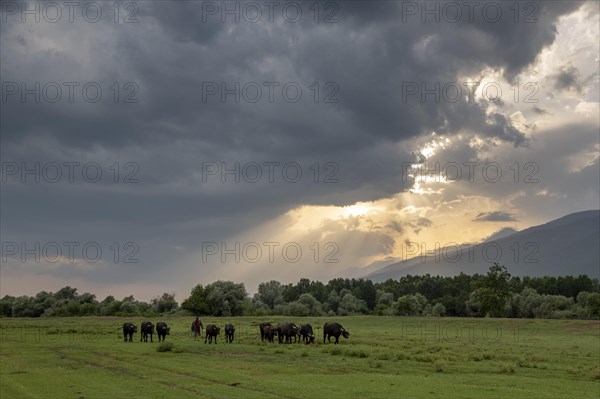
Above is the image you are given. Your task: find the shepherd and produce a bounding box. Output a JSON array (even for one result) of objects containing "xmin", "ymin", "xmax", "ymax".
[{"xmin": 191, "ymin": 316, "xmax": 204, "ymax": 340}]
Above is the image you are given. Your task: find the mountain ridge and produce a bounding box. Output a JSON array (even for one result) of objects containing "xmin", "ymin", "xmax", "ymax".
[{"xmin": 365, "ymin": 210, "xmax": 600, "ymax": 282}]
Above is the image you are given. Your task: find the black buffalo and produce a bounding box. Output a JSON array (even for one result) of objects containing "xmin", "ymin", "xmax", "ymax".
[
  {"xmin": 277, "ymin": 323, "xmax": 299, "ymax": 344},
  {"xmin": 122, "ymin": 322, "xmax": 137, "ymax": 342},
  {"xmin": 259, "ymin": 322, "xmax": 273, "ymax": 341},
  {"xmin": 140, "ymin": 321, "xmax": 154, "ymax": 342},
  {"xmin": 205, "ymin": 324, "xmax": 220, "ymax": 344},
  {"xmin": 224, "ymin": 324, "xmax": 235, "ymax": 343},
  {"xmin": 262, "ymin": 324, "xmax": 277, "ymax": 343},
  {"xmin": 323, "ymin": 322, "xmax": 349, "ymax": 344},
  {"xmin": 156, "ymin": 322, "xmax": 170, "ymax": 342},
  {"xmin": 299, "ymin": 324, "xmax": 315, "ymax": 344}
]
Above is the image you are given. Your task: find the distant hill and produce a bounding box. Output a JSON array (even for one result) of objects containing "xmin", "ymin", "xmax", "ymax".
[{"xmin": 366, "ymin": 210, "xmax": 600, "ymax": 282}]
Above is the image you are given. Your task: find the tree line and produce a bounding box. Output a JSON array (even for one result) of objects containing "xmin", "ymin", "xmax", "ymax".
[{"xmin": 1, "ymin": 264, "xmax": 599, "ymax": 319}]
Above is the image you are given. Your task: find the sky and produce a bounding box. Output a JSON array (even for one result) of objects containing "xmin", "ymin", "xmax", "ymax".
[{"xmin": 1, "ymin": 0, "xmax": 599, "ymax": 301}]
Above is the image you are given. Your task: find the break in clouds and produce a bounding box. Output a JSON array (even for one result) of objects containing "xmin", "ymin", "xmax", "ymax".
[{"xmin": 1, "ymin": 1, "xmax": 599, "ymax": 299}]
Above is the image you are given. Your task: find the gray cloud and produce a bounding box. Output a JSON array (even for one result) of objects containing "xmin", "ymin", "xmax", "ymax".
[
  {"xmin": 0, "ymin": 0, "xmax": 595, "ymax": 297},
  {"xmin": 553, "ymin": 65, "xmax": 583, "ymax": 93},
  {"xmin": 474, "ymin": 212, "xmax": 518, "ymax": 222},
  {"xmin": 532, "ymin": 106, "xmax": 550, "ymax": 115}
]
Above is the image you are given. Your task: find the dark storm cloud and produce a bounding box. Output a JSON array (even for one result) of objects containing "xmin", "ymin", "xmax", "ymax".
[
  {"xmin": 2, "ymin": 1, "xmax": 585, "ymax": 148},
  {"xmin": 0, "ymin": 1, "xmax": 592, "ymax": 290},
  {"xmin": 406, "ymin": 217, "xmax": 433, "ymax": 234},
  {"xmin": 553, "ymin": 65, "xmax": 583, "ymax": 93},
  {"xmin": 532, "ymin": 106, "xmax": 550, "ymax": 115},
  {"xmin": 385, "ymin": 221, "xmax": 404, "ymax": 234},
  {"xmin": 474, "ymin": 212, "xmax": 518, "ymax": 222},
  {"xmin": 416, "ymin": 217, "xmax": 432, "ymax": 228}
]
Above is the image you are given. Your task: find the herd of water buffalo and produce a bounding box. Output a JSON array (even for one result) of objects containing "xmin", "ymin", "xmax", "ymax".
[{"xmin": 122, "ymin": 321, "xmax": 350, "ymax": 345}]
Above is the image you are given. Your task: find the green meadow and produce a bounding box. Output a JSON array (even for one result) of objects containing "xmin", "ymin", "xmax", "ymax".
[{"xmin": 1, "ymin": 316, "xmax": 598, "ymax": 399}]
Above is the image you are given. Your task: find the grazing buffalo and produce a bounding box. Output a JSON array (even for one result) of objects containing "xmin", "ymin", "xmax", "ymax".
[
  {"xmin": 262, "ymin": 325, "xmax": 277, "ymax": 343},
  {"xmin": 323, "ymin": 322, "xmax": 349, "ymax": 344},
  {"xmin": 156, "ymin": 322, "xmax": 170, "ymax": 342},
  {"xmin": 299, "ymin": 324, "xmax": 315, "ymax": 344},
  {"xmin": 259, "ymin": 322, "xmax": 273, "ymax": 341},
  {"xmin": 140, "ymin": 321, "xmax": 154, "ymax": 342},
  {"xmin": 122, "ymin": 322, "xmax": 137, "ymax": 342},
  {"xmin": 205, "ymin": 324, "xmax": 220, "ymax": 344},
  {"xmin": 277, "ymin": 323, "xmax": 299, "ymax": 344},
  {"xmin": 224, "ymin": 324, "xmax": 235, "ymax": 343}
]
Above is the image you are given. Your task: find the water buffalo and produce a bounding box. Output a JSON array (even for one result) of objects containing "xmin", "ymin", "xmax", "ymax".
[
  {"xmin": 224, "ymin": 324, "xmax": 235, "ymax": 343},
  {"xmin": 156, "ymin": 322, "xmax": 170, "ymax": 342},
  {"xmin": 299, "ymin": 324, "xmax": 315, "ymax": 344},
  {"xmin": 140, "ymin": 321, "xmax": 154, "ymax": 342},
  {"xmin": 262, "ymin": 325, "xmax": 277, "ymax": 343},
  {"xmin": 259, "ymin": 322, "xmax": 272, "ymax": 341},
  {"xmin": 205, "ymin": 324, "xmax": 220, "ymax": 344},
  {"xmin": 277, "ymin": 323, "xmax": 299, "ymax": 344},
  {"xmin": 323, "ymin": 322, "xmax": 349, "ymax": 344},
  {"xmin": 122, "ymin": 322, "xmax": 137, "ymax": 342}
]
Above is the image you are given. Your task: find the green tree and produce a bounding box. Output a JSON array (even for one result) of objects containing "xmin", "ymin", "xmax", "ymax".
[
  {"xmin": 392, "ymin": 294, "xmax": 427, "ymax": 316},
  {"xmin": 0, "ymin": 296, "xmax": 15, "ymax": 317},
  {"xmin": 338, "ymin": 293, "xmax": 367, "ymax": 315},
  {"xmin": 119, "ymin": 301, "xmax": 138, "ymax": 315},
  {"xmin": 297, "ymin": 293, "xmax": 322, "ymax": 316},
  {"xmin": 577, "ymin": 291, "xmax": 600, "ymax": 317},
  {"xmin": 55, "ymin": 286, "xmax": 78, "ymax": 301},
  {"xmin": 469, "ymin": 263, "xmax": 512, "ymax": 317},
  {"xmin": 152, "ymin": 293, "xmax": 179, "ymax": 313},
  {"xmin": 11, "ymin": 296, "xmax": 36, "ymax": 317},
  {"xmin": 33, "ymin": 291, "xmax": 55, "ymax": 317},
  {"xmin": 282, "ymin": 301, "xmax": 310, "ymax": 317},
  {"xmin": 256, "ymin": 280, "xmax": 284, "ymax": 309},
  {"xmin": 325, "ymin": 290, "xmax": 341, "ymax": 313},
  {"xmin": 181, "ymin": 284, "xmax": 210, "ymax": 315},
  {"xmin": 376, "ymin": 291, "xmax": 394, "ymax": 306},
  {"xmin": 431, "ymin": 302, "xmax": 446, "ymax": 317},
  {"xmin": 352, "ymin": 279, "xmax": 377, "ymax": 310},
  {"xmin": 105, "ymin": 300, "xmax": 123, "ymax": 316},
  {"xmin": 204, "ymin": 281, "xmax": 248, "ymax": 316}
]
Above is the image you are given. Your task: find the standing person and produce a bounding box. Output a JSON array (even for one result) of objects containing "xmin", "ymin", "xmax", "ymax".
[{"xmin": 191, "ymin": 316, "xmax": 203, "ymax": 340}]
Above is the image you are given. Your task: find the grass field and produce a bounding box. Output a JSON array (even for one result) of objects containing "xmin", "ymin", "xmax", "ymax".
[{"xmin": 0, "ymin": 316, "xmax": 598, "ymax": 399}]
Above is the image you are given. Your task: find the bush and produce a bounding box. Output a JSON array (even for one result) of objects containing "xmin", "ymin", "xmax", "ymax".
[
  {"xmin": 550, "ymin": 309, "xmax": 577, "ymax": 319},
  {"xmin": 338, "ymin": 294, "xmax": 368, "ymax": 316},
  {"xmin": 348, "ymin": 349, "xmax": 369, "ymax": 358},
  {"xmin": 431, "ymin": 303, "xmax": 446, "ymax": 317},
  {"xmin": 499, "ymin": 363, "xmax": 516, "ymax": 373},
  {"xmin": 434, "ymin": 359, "xmax": 446, "ymax": 372},
  {"xmin": 329, "ymin": 347, "xmax": 343, "ymax": 356},
  {"xmin": 393, "ymin": 294, "xmax": 428, "ymax": 316},
  {"xmin": 376, "ymin": 291, "xmax": 394, "ymax": 306},
  {"xmin": 281, "ymin": 302, "xmax": 310, "ymax": 317},
  {"xmin": 577, "ymin": 292, "xmax": 600, "ymax": 317},
  {"xmin": 156, "ymin": 342, "xmax": 175, "ymax": 352},
  {"xmin": 297, "ymin": 293, "xmax": 323, "ymax": 316},
  {"xmin": 250, "ymin": 307, "xmax": 269, "ymax": 317}
]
